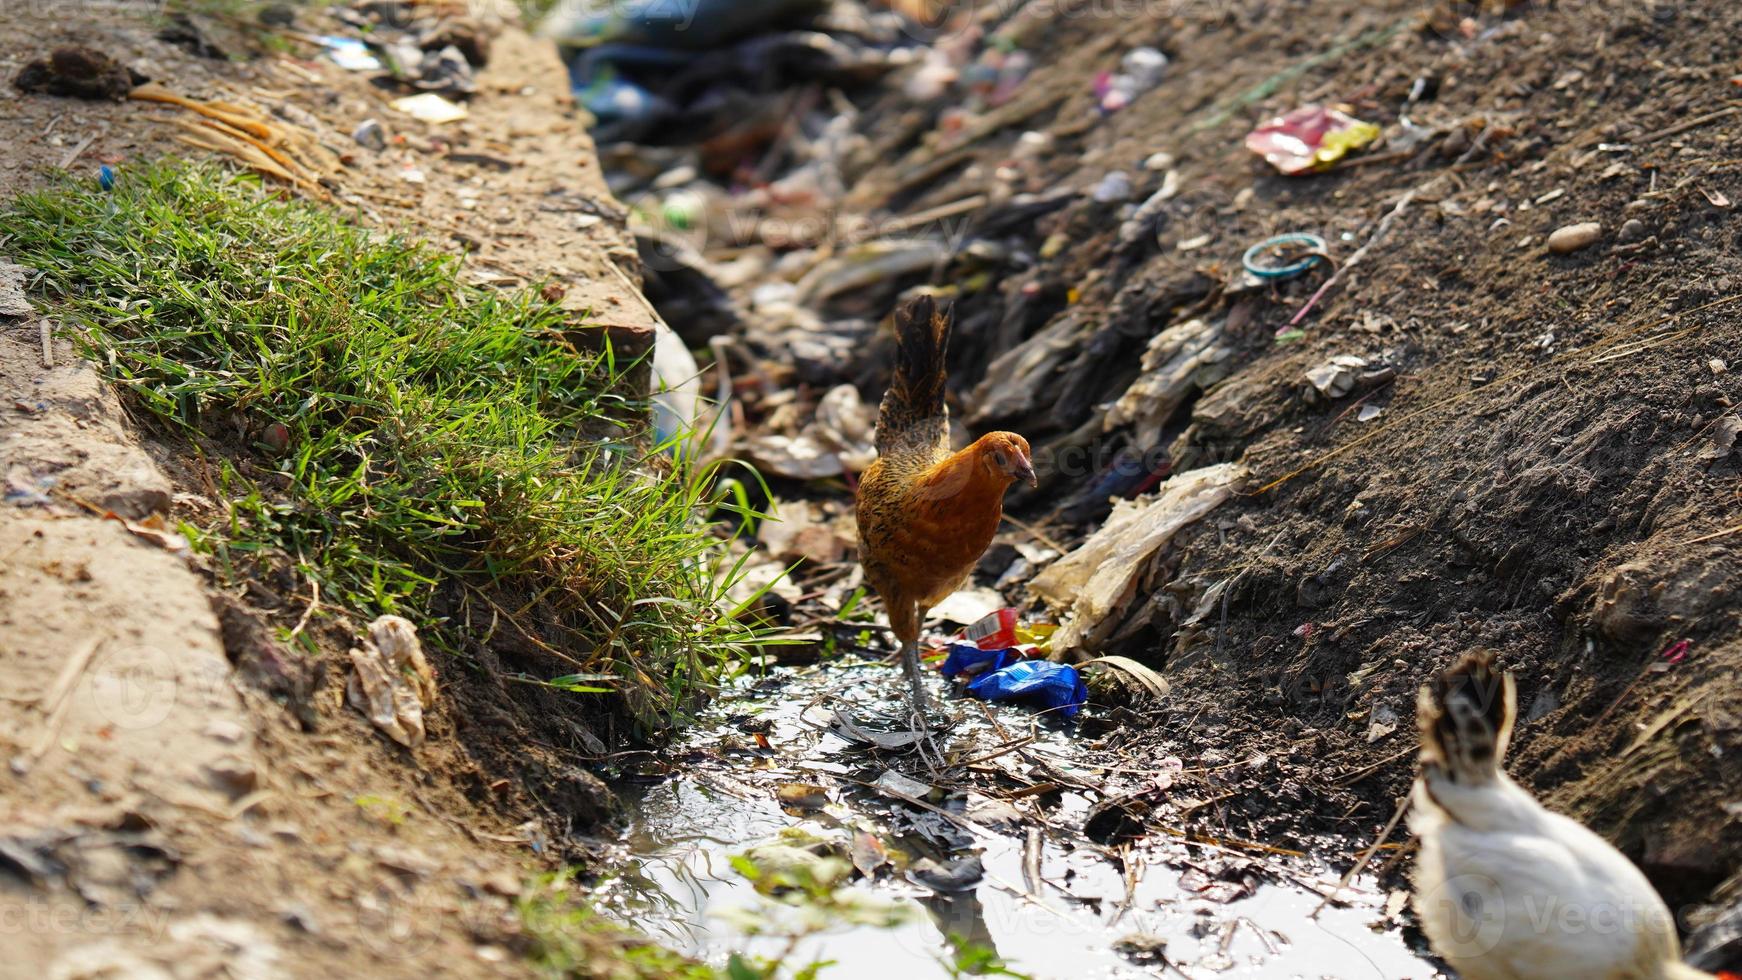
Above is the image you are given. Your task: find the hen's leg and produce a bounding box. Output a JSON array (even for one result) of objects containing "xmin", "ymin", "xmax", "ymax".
[
  {"xmin": 901, "ymin": 637, "xmax": 931, "ymax": 731},
  {"xmin": 896, "ymin": 600, "xmax": 933, "ymax": 734}
]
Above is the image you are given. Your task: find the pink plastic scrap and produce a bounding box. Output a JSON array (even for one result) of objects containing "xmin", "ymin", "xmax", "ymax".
[
  {"xmin": 1661, "ymin": 639, "xmax": 1691, "ymax": 664},
  {"xmin": 1245, "ymin": 104, "xmax": 1381, "ymax": 175}
]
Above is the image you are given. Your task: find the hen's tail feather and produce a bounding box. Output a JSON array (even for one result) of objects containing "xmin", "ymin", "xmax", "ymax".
[
  {"xmin": 875, "ymin": 294, "xmax": 952, "ymax": 455},
  {"xmin": 1417, "ymin": 651, "xmax": 1516, "ymax": 786}
]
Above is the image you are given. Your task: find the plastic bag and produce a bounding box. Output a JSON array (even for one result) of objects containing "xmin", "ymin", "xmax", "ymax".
[
  {"xmin": 940, "ymin": 643, "xmax": 1018, "ymax": 680},
  {"xmin": 966, "ymin": 661, "xmax": 1088, "ymax": 719}
]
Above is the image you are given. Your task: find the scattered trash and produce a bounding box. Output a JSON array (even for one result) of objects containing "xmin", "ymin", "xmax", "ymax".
[
  {"xmin": 1547, "ymin": 221, "xmax": 1602, "ymax": 253},
  {"xmin": 848, "ymin": 831, "xmax": 888, "ymax": 878},
  {"xmin": 775, "ymin": 782, "xmax": 831, "ymax": 810},
  {"xmin": 352, "ymin": 119, "xmax": 387, "ymax": 151},
  {"xmin": 1700, "ymin": 417, "xmax": 1739, "ymax": 463},
  {"xmin": 1242, "ymin": 233, "xmax": 1331, "ymax": 280},
  {"xmin": 346, "ymin": 615, "xmax": 437, "ymax": 749},
  {"xmin": 540, "ymin": 0, "xmax": 827, "ymax": 51},
  {"xmin": 793, "ymin": 240, "xmax": 947, "ymax": 308},
  {"xmin": 1661, "ymin": 639, "xmax": 1691, "ymax": 665},
  {"xmin": 1365, "ymin": 704, "xmax": 1399, "ymax": 743},
  {"xmin": 872, "ymin": 769, "xmax": 933, "ymax": 800},
  {"xmin": 1302, "ymin": 354, "xmax": 1370, "ymax": 402},
  {"xmin": 962, "ymin": 608, "xmax": 1020, "ymax": 650},
  {"xmin": 1032, "ymin": 463, "xmax": 1247, "ymax": 654},
  {"xmin": 830, "ymin": 709, "xmax": 924, "ymax": 750},
  {"xmin": 757, "ymin": 498, "xmax": 850, "ymax": 565},
  {"xmin": 1095, "ymin": 47, "xmax": 1169, "ymax": 113},
  {"xmin": 318, "ymin": 35, "xmax": 382, "ymax": 72},
  {"xmin": 1114, "ymin": 933, "xmax": 1170, "ymax": 966},
  {"xmin": 907, "ymin": 854, "xmax": 984, "ymax": 893},
  {"xmin": 966, "ymin": 661, "xmax": 1088, "ymax": 719},
  {"xmin": 14, "ymin": 46, "xmax": 144, "ymax": 101},
  {"xmin": 929, "ymin": 588, "xmax": 1006, "ymax": 628},
  {"xmin": 391, "ymin": 92, "xmax": 468, "ymax": 124},
  {"xmin": 1245, "ymin": 105, "xmax": 1380, "ymax": 175},
  {"xmin": 1091, "ymin": 171, "xmax": 1134, "ymax": 203},
  {"xmin": 97, "ymin": 165, "xmax": 116, "ymax": 192},
  {"xmin": 1104, "ymin": 317, "xmax": 1234, "ymax": 450}
]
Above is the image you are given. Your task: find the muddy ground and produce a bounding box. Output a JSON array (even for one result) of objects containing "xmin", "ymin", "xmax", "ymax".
[{"xmin": 1, "ymin": 0, "xmax": 1739, "ymax": 975}]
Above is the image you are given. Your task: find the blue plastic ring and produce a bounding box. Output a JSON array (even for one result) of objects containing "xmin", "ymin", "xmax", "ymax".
[{"xmin": 1243, "ymin": 233, "xmax": 1329, "ymax": 280}]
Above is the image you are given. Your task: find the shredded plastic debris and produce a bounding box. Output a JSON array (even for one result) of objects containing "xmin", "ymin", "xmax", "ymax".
[
  {"xmin": 1032, "ymin": 463, "xmax": 1247, "ymax": 654},
  {"xmin": 346, "ymin": 615, "xmax": 437, "ymax": 749}
]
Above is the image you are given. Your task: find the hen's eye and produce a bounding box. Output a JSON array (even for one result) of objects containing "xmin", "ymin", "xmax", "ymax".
[{"xmin": 993, "ymin": 450, "xmax": 1007, "ymax": 468}]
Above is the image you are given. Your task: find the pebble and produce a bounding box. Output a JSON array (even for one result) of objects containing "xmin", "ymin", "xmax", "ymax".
[
  {"xmin": 352, "ymin": 118, "xmax": 386, "ymax": 152},
  {"xmin": 1617, "ymin": 218, "xmax": 1648, "ymax": 243},
  {"xmin": 1547, "ymin": 221, "xmax": 1602, "ymax": 253}
]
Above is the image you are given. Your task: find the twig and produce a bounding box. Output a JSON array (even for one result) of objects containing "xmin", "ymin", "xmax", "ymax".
[
  {"xmin": 1334, "ymin": 743, "xmax": 1418, "ymax": 787},
  {"xmin": 289, "ymin": 577, "xmax": 321, "ymax": 638},
  {"xmin": 59, "ymin": 133, "xmax": 97, "ymax": 169},
  {"xmin": 1684, "ymin": 522, "xmax": 1742, "ymax": 545},
  {"xmin": 999, "ymin": 511, "xmax": 1068, "ymax": 555},
  {"xmin": 38, "ymin": 320, "xmax": 52, "ymax": 368},
  {"xmin": 1310, "ymin": 794, "xmax": 1409, "ymax": 918},
  {"xmin": 15, "ymin": 634, "xmax": 107, "ymax": 772},
  {"xmin": 1638, "ymin": 105, "xmax": 1740, "ymax": 144}
]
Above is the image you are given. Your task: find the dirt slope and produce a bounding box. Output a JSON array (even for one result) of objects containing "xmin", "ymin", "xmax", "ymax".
[
  {"xmin": 0, "ymin": 4, "xmax": 669, "ymax": 977},
  {"xmin": 851, "ymin": 0, "xmax": 1742, "ymax": 916}
]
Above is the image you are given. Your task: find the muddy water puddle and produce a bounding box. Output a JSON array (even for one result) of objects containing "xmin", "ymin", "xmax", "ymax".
[{"xmin": 591, "ymin": 658, "xmax": 1441, "ymax": 978}]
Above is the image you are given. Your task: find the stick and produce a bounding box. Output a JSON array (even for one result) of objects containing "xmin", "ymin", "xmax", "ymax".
[
  {"xmin": 1639, "ymin": 105, "xmax": 1739, "ymax": 144},
  {"xmin": 39, "ymin": 320, "xmax": 52, "ymax": 368},
  {"xmin": 1685, "ymin": 522, "xmax": 1742, "ymax": 545},
  {"xmin": 59, "ymin": 133, "xmax": 98, "ymax": 169},
  {"xmin": 1310, "ymin": 793, "xmax": 1409, "ymax": 918},
  {"xmin": 15, "ymin": 634, "xmax": 107, "ymax": 772}
]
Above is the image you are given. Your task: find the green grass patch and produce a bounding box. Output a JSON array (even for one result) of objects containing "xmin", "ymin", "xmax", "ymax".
[{"xmin": 1, "ymin": 161, "xmax": 764, "ymax": 726}]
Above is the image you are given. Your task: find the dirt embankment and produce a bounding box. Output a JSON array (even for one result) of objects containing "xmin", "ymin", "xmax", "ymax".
[{"xmin": 0, "ymin": 4, "xmax": 679, "ymax": 976}]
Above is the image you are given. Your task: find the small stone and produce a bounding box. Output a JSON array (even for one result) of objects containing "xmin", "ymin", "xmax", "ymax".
[
  {"xmin": 204, "ymin": 755, "xmax": 258, "ymax": 798},
  {"xmin": 1547, "ymin": 221, "xmax": 1603, "ymax": 253},
  {"xmin": 1709, "ymin": 357, "xmax": 1726, "ymax": 374},
  {"xmin": 203, "ymin": 719, "xmax": 247, "ymax": 744},
  {"xmin": 262, "ymin": 422, "xmax": 290, "ymax": 454},
  {"xmin": 352, "ymin": 119, "xmax": 387, "ymax": 152},
  {"xmin": 1617, "ymin": 218, "xmax": 1648, "ymax": 243}
]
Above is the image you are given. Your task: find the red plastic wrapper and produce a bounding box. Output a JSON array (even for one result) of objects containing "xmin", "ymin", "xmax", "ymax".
[
  {"xmin": 961, "ymin": 608, "xmax": 1019, "ymax": 650},
  {"xmin": 1245, "ymin": 105, "xmax": 1380, "ymax": 175}
]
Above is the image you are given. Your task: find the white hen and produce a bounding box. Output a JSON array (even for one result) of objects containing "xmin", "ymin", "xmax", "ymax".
[{"xmin": 1409, "ymin": 652, "xmax": 1712, "ymax": 980}]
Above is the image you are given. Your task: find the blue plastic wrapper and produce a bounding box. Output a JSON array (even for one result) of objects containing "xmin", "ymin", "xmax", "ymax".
[
  {"xmin": 966, "ymin": 661, "xmax": 1088, "ymax": 719},
  {"xmin": 939, "ymin": 643, "xmax": 1018, "ymax": 680}
]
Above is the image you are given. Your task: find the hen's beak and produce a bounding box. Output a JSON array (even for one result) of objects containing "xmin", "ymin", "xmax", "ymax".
[{"xmin": 1015, "ymin": 454, "xmax": 1037, "ymax": 487}]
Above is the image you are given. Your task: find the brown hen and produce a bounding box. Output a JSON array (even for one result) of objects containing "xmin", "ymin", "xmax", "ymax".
[{"xmin": 855, "ymin": 295, "xmax": 1035, "ymax": 730}]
